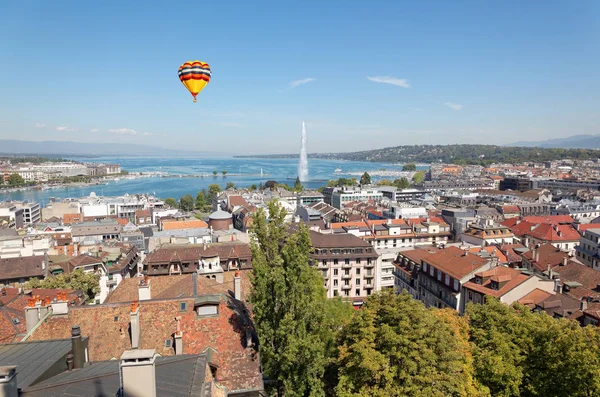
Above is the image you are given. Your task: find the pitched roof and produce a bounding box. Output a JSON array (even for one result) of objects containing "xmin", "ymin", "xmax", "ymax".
[
  {"xmin": 552, "ymin": 262, "xmax": 600, "ymax": 299},
  {"xmin": 521, "ymin": 243, "xmax": 569, "ymax": 272},
  {"xmin": 0, "ymin": 339, "xmax": 72, "ymax": 390},
  {"xmin": 115, "ymin": 218, "xmax": 129, "ymax": 226},
  {"xmin": 468, "ymin": 247, "xmax": 509, "ymax": 263},
  {"xmin": 135, "ymin": 209, "xmax": 151, "ymax": 217},
  {"xmin": 518, "ymin": 288, "xmax": 553, "ymax": 308},
  {"xmin": 525, "ymin": 224, "xmax": 580, "ymax": 242},
  {"xmin": 536, "ymin": 293, "xmax": 581, "ymax": 317},
  {"xmin": 522, "ymin": 215, "xmax": 574, "ymax": 225},
  {"xmin": 309, "ymin": 230, "xmax": 374, "ymax": 249},
  {"xmin": 28, "ymin": 297, "xmax": 262, "ymax": 393},
  {"xmin": 507, "ymin": 220, "xmax": 537, "ymax": 237},
  {"xmin": 501, "ymin": 205, "xmax": 520, "ymax": 214},
  {"xmin": 104, "ymin": 274, "xmax": 194, "ymax": 304},
  {"xmin": 162, "ymin": 219, "xmax": 209, "ymax": 231},
  {"xmin": 397, "ymin": 246, "xmax": 441, "ymax": 264},
  {"xmin": 22, "ymin": 354, "xmax": 224, "ymax": 397},
  {"xmin": 424, "ymin": 246, "xmax": 488, "ymax": 280},
  {"xmin": 0, "ymin": 256, "xmax": 45, "ymax": 281},
  {"xmin": 463, "ymin": 267, "xmax": 530, "ymax": 298},
  {"xmin": 144, "ymin": 243, "xmax": 251, "ymax": 265}
]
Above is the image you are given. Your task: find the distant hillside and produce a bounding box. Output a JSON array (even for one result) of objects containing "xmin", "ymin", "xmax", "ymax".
[
  {"xmin": 0, "ymin": 140, "xmax": 217, "ymax": 158},
  {"xmin": 236, "ymin": 144, "xmax": 600, "ymax": 165},
  {"xmin": 508, "ymin": 135, "xmax": 600, "ymax": 149}
]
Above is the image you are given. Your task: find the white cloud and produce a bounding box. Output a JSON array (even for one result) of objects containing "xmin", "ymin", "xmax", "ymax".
[
  {"xmin": 35, "ymin": 123, "xmax": 45, "ymax": 128},
  {"xmin": 142, "ymin": 132, "xmax": 153, "ymax": 136},
  {"xmin": 109, "ymin": 128, "xmax": 137, "ymax": 135},
  {"xmin": 56, "ymin": 126, "xmax": 77, "ymax": 132},
  {"xmin": 367, "ymin": 76, "xmax": 410, "ymax": 88},
  {"xmin": 90, "ymin": 128, "xmax": 99, "ymax": 133},
  {"xmin": 288, "ymin": 78, "xmax": 316, "ymax": 89},
  {"xmin": 444, "ymin": 102, "xmax": 463, "ymax": 111}
]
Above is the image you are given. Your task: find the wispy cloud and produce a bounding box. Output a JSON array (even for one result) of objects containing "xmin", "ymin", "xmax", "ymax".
[
  {"xmin": 109, "ymin": 128, "xmax": 137, "ymax": 135},
  {"xmin": 89, "ymin": 128, "xmax": 99, "ymax": 133},
  {"xmin": 288, "ymin": 78, "xmax": 316, "ymax": 89},
  {"xmin": 444, "ymin": 102, "xmax": 463, "ymax": 111},
  {"xmin": 367, "ymin": 76, "xmax": 410, "ymax": 88},
  {"xmin": 35, "ymin": 123, "xmax": 45, "ymax": 128},
  {"xmin": 56, "ymin": 126, "xmax": 78, "ymax": 132}
]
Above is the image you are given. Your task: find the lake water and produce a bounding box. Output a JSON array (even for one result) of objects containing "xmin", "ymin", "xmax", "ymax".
[{"xmin": 0, "ymin": 157, "xmax": 428, "ymax": 204}]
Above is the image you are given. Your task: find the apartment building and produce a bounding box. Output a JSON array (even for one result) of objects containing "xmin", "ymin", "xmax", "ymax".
[
  {"xmin": 576, "ymin": 228, "xmax": 600, "ymax": 270},
  {"xmin": 15, "ymin": 202, "xmax": 40, "ymax": 225},
  {"xmin": 329, "ymin": 187, "xmax": 383, "ymax": 209},
  {"xmin": 310, "ymin": 231, "xmax": 380, "ymax": 305},
  {"xmin": 460, "ymin": 218, "xmax": 515, "ymax": 246},
  {"xmin": 406, "ymin": 217, "xmax": 452, "ymax": 246}
]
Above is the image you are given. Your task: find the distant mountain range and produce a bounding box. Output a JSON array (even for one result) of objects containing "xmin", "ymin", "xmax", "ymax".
[
  {"xmin": 0, "ymin": 140, "xmax": 219, "ymax": 158},
  {"xmin": 508, "ymin": 135, "xmax": 600, "ymax": 149}
]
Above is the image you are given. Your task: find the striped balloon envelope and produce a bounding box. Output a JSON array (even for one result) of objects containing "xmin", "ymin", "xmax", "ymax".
[{"xmin": 178, "ymin": 60, "xmax": 211, "ymax": 102}]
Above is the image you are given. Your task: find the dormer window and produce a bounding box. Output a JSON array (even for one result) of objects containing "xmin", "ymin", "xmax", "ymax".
[{"xmin": 490, "ymin": 281, "xmax": 499, "ymax": 290}]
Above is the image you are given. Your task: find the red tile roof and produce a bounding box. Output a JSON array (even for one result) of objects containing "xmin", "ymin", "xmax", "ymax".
[
  {"xmin": 507, "ymin": 220, "xmax": 537, "ymax": 237},
  {"xmin": 468, "ymin": 247, "xmax": 508, "ymax": 263},
  {"xmin": 463, "ymin": 267, "xmax": 530, "ymax": 298},
  {"xmin": 115, "ymin": 218, "xmax": 129, "ymax": 226},
  {"xmin": 522, "ymin": 215, "xmax": 574, "ymax": 225},
  {"xmin": 424, "ymin": 246, "xmax": 488, "ymax": 280},
  {"xmin": 144, "ymin": 243, "xmax": 252, "ymax": 265},
  {"xmin": 0, "ymin": 256, "xmax": 46, "ymax": 282},
  {"xmin": 518, "ymin": 288, "xmax": 553, "ymax": 308},
  {"xmin": 525, "ymin": 224, "xmax": 580, "ymax": 242},
  {"xmin": 29, "ymin": 296, "xmax": 262, "ymax": 393},
  {"xmin": 501, "ymin": 205, "xmax": 520, "ymax": 214},
  {"xmin": 521, "ymin": 243, "xmax": 569, "ymax": 272}
]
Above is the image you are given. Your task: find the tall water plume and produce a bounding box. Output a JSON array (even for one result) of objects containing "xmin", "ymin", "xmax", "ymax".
[{"xmin": 298, "ymin": 121, "xmax": 308, "ymax": 181}]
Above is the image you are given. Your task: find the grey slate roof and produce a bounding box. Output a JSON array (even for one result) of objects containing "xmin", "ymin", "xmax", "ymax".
[
  {"xmin": 0, "ymin": 339, "xmax": 72, "ymax": 390},
  {"xmin": 22, "ymin": 355, "xmax": 209, "ymax": 397}
]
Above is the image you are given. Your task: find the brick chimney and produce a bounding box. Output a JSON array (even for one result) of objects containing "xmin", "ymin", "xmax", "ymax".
[
  {"xmin": 71, "ymin": 325, "xmax": 86, "ymax": 369},
  {"xmin": 130, "ymin": 301, "xmax": 140, "ymax": 349},
  {"xmin": 51, "ymin": 292, "xmax": 69, "ymax": 315},
  {"xmin": 138, "ymin": 276, "xmax": 151, "ymax": 301},
  {"xmin": 120, "ymin": 349, "xmax": 157, "ymax": 397},
  {"xmin": 0, "ymin": 366, "xmax": 17, "ymax": 397},
  {"xmin": 234, "ymin": 270, "xmax": 241, "ymax": 300},
  {"xmin": 174, "ymin": 316, "xmax": 183, "ymax": 355},
  {"xmin": 25, "ymin": 297, "xmax": 40, "ymax": 333}
]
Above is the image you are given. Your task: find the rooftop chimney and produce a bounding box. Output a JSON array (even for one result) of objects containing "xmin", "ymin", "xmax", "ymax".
[
  {"xmin": 234, "ymin": 270, "xmax": 241, "ymax": 300},
  {"xmin": 581, "ymin": 299, "xmax": 588, "ymax": 311},
  {"xmin": 130, "ymin": 301, "xmax": 140, "ymax": 349},
  {"xmin": 533, "ymin": 248, "xmax": 539, "ymax": 263},
  {"xmin": 51, "ymin": 292, "xmax": 69, "ymax": 315},
  {"xmin": 38, "ymin": 296, "xmax": 51, "ymax": 319},
  {"xmin": 138, "ymin": 276, "xmax": 151, "ymax": 301},
  {"xmin": 25, "ymin": 297, "xmax": 40, "ymax": 334},
  {"xmin": 174, "ymin": 316, "xmax": 183, "ymax": 355},
  {"xmin": 120, "ymin": 349, "xmax": 156, "ymax": 397},
  {"xmin": 554, "ymin": 278, "xmax": 563, "ymax": 294},
  {"xmin": 71, "ymin": 325, "xmax": 86, "ymax": 369},
  {"xmin": 0, "ymin": 366, "xmax": 17, "ymax": 397},
  {"xmin": 562, "ymin": 256, "xmax": 568, "ymax": 266}
]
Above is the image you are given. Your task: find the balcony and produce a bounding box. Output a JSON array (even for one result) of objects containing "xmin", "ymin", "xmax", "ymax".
[
  {"xmin": 342, "ymin": 262, "xmax": 352, "ymax": 269},
  {"xmin": 364, "ymin": 282, "xmax": 374, "ymax": 288},
  {"xmin": 342, "ymin": 274, "xmax": 352, "ymax": 280},
  {"xmin": 364, "ymin": 261, "xmax": 375, "ymax": 268},
  {"xmin": 106, "ymin": 278, "xmax": 118, "ymax": 286},
  {"xmin": 364, "ymin": 272, "xmax": 375, "ymax": 279},
  {"xmin": 341, "ymin": 284, "xmax": 351, "ymax": 290}
]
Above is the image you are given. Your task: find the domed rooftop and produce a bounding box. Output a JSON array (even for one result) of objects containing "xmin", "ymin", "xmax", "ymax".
[{"xmin": 209, "ymin": 209, "xmax": 232, "ymax": 220}]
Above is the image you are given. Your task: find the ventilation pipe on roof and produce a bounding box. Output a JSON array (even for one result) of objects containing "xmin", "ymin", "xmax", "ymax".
[
  {"xmin": 0, "ymin": 366, "xmax": 17, "ymax": 397},
  {"xmin": 174, "ymin": 316, "xmax": 183, "ymax": 355},
  {"xmin": 234, "ymin": 270, "xmax": 241, "ymax": 300},
  {"xmin": 138, "ymin": 276, "xmax": 151, "ymax": 301},
  {"xmin": 130, "ymin": 301, "xmax": 140, "ymax": 349},
  {"xmin": 71, "ymin": 325, "xmax": 86, "ymax": 369},
  {"xmin": 120, "ymin": 349, "xmax": 157, "ymax": 397},
  {"xmin": 554, "ymin": 278, "xmax": 563, "ymax": 294},
  {"xmin": 25, "ymin": 297, "xmax": 40, "ymax": 334}
]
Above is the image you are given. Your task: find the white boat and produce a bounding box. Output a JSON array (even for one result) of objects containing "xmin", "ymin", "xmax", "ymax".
[{"xmin": 334, "ymin": 168, "xmax": 342, "ymax": 173}]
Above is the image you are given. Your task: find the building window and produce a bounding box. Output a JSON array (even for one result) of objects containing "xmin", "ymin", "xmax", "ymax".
[
  {"xmin": 356, "ymin": 258, "xmax": 361, "ymax": 264},
  {"xmin": 344, "ymin": 290, "xmax": 349, "ymax": 296},
  {"xmin": 334, "ymin": 269, "xmax": 338, "ymax": 276},
  {"xmin": 355, "ymin": 278, "xmax": 360, "ymax": 285},
  {"xmin": 453, "ymin": 280, "xmax": 459, "ymax": 291},
  {"xmin": 322, "ymin": 260, "xmax": 327, "ymax": 266},
  {"xmin": 345, "ymin": 258, "xmax": 350, "ymax": 265},
  {"xmin": 437, "ymin": 270, "xmax": 442, "ymax": 281},
  {"xmin": 445, "ymin": 274, "xmax": 450, "ymax": 286},
  {"xmin": 356, "ymin": 268, "xmax": 360, "ymax": 275},
  {"xmin": 165, "ymin": 339, "xmax": 172, "ymax": 348},
  {"xmin": 334, "ymin": 279, "xmax": 338, "ymax": 286},
  {"xmin": 334, "ymin": 290, "xmax": 338, "ymax": 296},
  {"xmin": 180, "ymin": 302, "xmax": 187, "ymax": 311},
  {"xmin": 355, "ymin": 289, "xmax": 360, "ymax": 296},
  {"xmin": 196, "ymin": 304, "xmax": 219, "ymax": 317},
  {"xmin": 423, "ymin": 263, "xmax": 428, "ymax": 272},
  {"xmin": 334, "ymin": 259, "xmax": 339, "ymax": 265}
]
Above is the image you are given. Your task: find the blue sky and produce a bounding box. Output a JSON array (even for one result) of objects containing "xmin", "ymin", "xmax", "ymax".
[{"xmin": 0, "ymin": 1, "xmax": 598, "ymax": 154}]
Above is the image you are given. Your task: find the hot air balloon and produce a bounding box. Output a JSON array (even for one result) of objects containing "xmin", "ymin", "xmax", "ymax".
[{"xmin": 178, "ymin": 60, "xmax": 211, "ymax": 102}]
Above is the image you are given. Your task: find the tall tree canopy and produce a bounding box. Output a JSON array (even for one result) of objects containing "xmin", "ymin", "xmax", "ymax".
[
  {"xmin": 26, "ymin": 269, "xmax": 100, "ymax": 301},
  {"xmin": 179, "ymin": 194, "xmax": 194, "ymax": 211},
  {"xmin": 360, "ymin": 172, "xmax": 371, "ymax": 185},
  {"xmin": 334, "ymin": 291, "xmax": 486, "ymax": 397},
  {"xmin": 250, "ymin": 201, "xmax": 352, "ymax": 397}
]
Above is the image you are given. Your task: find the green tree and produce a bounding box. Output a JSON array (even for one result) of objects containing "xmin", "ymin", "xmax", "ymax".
[
  {"xmin": 360, "ymin": 172, "xmax": 371, "ymax": 185},
  {"xmin": 250, "ymin": 201, "xmax": 341, "ymax": 397},
  {"xmin": 25, "ymin": 269, "xmax": 100, "ymax": 301},
  {"xmin": 226, "ymin": 182, "xmax": 235, "ymax": 190},
  {"xmin": 335, "ymin": 291, "xmax": 486, "ymax": 397},
  {"xmin": 222, "ymin": 170, "xmax": 227, "ymax": 176},
  {"xmin": 179, "ymin": 194, "xmax": 194, "ymax": 211},
  {"xmin": 412, "ymin": 170, "xmax": 425, "ymax": 184},
  {"xmin": 195, "ymin": 191, "xmax": 207, "ymax": 210},
  {"xmin": 402, "ymin": 163, "xmax": 417, "ymax": 171},
  {"xmin": 294, "ymin": 176, "xmax": 303, "ymax": 192},
  {"xmin": 164, "ymin": 197, "xmax": 177, "ymax": 208},
  {"xmin": 376, "ymin": 179, "xmax": 394, "ymax": 186},
  {"xmin": 7, "ymin": 173, "xmax": 24, "ymax": 186},
  {"xmin": 393, "ymin": 177, "xmax": 411, "ymax": 189},
  {"xmin": 208, "ymin": 184, "xmax": 221, "ymax": 197},
  {"xmin": 249, "ymin": 184, "xmax": 257, "ymax": 191},
  {"xmin": 212, "ymin": 170, "xmax": 218, "ymax": 176}
]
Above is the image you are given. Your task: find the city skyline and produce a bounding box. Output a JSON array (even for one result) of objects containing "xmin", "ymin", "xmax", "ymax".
[{"xmin": 1, "ymin": 1, "xmax": 598, "ymax": 154}]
